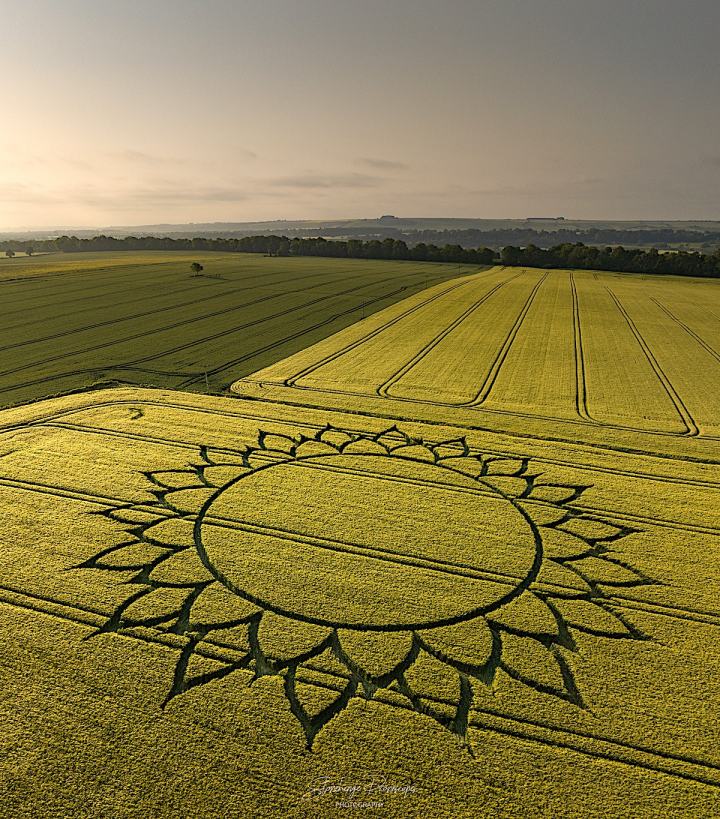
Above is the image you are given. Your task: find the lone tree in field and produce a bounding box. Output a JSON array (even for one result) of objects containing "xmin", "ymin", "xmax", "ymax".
[
  {"xmin": 190, "ymin": 262, "xmax": 204, "ymax": 277},
  {"xmin": 5, "ymin": 250, "xmax": 15, "ymax": 258},
  {"xmin": 26, "ymin": 246, "xmax": 34, "ymax": 256}
]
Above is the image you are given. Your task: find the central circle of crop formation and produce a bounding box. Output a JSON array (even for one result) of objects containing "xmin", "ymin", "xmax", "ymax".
[{"xmin": 197, "ymin": 453, "xmax": 539, "ymax": 630}]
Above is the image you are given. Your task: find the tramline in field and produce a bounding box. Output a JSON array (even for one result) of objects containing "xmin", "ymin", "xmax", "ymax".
[
  {"xmin": 0, "ymin": 252, "xmax": 470, "ymax": 408},
  {"xmin": 237, "ymin": 266, "xmax": 720, "ymax": 444},
  {"xmin": 0, "ymin": 255, "xmax": 718, "ymax": 816}
]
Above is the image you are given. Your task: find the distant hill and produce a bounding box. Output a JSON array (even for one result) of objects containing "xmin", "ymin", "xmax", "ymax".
[{"xmin": 3, "ymin": 217, "xmax": 720, "ymax": 250}]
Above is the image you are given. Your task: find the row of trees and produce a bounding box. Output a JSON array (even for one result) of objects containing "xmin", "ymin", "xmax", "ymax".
[
  {"xmin": 1, "ymin": 234, "xmax": 719, "ymax": 278},
  {"xmin": 392, "ymin": 226, "xmax": 720, "ymax": 249},
  {"xmin": 0, "ymin": 234, "xmax": 497, "ymax": 265},
  {"xmin": 500, "ymin": 243, "xmax": 720, "ymax": 277}
]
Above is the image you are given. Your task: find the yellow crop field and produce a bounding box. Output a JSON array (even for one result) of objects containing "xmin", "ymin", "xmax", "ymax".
[
  {"xmin": 242, "ymin": 267, "xmax": 720, "ymax": 445},
  {"xmin": 1, "ymin": 263, "xmax": 719, "ymax": 816}
]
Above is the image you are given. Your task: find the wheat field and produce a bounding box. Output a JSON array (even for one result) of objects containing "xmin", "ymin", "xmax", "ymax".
[
  {"xmin": 0, "ymin": 262, "xmax": 719, "ymax": 816},
  {"xmin": 0, "ymin": 251, "xmax": 468, "ymax": 408}
]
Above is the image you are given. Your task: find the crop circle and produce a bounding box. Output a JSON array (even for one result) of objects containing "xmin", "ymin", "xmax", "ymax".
[{"xmin": 196, "ymin": 452, "xmax": 541, "ymax": 630}]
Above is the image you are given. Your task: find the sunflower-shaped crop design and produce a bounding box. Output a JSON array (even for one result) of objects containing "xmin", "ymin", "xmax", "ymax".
[{"xmin": 79, "ymin": 424, "xmax": 655, "ymax": 747}]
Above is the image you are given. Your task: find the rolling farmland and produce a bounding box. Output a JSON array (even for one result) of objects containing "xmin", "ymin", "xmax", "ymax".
[
  {"xmin": 240, "ymin": 266, "xmax": 720, "ymax": 445},
  {"xmin": 1, "ymin": 257, "xmax": 719, "ymax": 816},
  {"xmin": 0, "ymin": 252, "xmax": 470, "ymax": 408}
]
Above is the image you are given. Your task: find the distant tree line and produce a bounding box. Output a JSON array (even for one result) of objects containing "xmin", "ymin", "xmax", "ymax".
[
  {"xmin": 1, "ymin": 234, "xmax": 719, "ymax": 277},
  {"xmin": 499, "ymin": 243, "xmax": 720, "ymax": 278},
  {"xmin": 398, "ymin": 227, "xmax": 720, "ymax": 250},
  {"xmin": 91, "ymin": 226, "xmax": 720, "ymax": 249},
  {"xmin": 0, "ymin": 234, "xmax": 497, "ymax": 265}
]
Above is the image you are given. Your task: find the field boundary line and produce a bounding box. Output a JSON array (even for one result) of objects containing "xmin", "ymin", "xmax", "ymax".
[{"xmin": 369, "ymin": 273, "xmax": 691, "ymax": 437}]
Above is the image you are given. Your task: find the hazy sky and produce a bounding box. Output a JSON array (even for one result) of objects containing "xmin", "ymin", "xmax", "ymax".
[{"xmin": 2, "ymin": 0, "xmax": 719, "ymax": 228}]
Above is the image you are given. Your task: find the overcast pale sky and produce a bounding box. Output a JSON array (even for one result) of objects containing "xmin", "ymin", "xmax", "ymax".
[{"xmin": 1, "ymin": 0, "xmax": 719, "ymax": 228}]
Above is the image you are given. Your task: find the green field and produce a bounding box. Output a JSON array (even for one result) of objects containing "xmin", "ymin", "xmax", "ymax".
[
  {"xmin": 1, "ymin": 257, "xmax": 719, "ymax": 816},
  {"xmin": 0, "ymin": 251, "xmax": 470, "ymax": 408}
]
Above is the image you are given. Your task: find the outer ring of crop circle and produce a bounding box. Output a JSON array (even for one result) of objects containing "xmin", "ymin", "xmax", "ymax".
[{"xmin": 193, "ymin": 449, "xmax": 544, "ymax": 632}]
